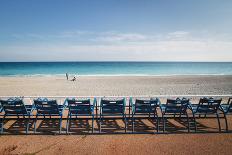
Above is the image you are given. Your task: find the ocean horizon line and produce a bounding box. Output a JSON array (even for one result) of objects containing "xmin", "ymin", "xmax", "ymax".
[{"xmin": 1, "ymin": 61, "xmax": 232, "ymax": 63}]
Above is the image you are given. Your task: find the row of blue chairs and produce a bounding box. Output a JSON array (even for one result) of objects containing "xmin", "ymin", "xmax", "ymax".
[{"xmin": 0, "ymin": 97, "xmax": 231, "ymax": 134}]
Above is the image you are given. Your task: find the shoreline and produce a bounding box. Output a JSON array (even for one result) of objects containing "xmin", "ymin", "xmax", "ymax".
[{"xmin": 0, "ymin": 74, "xmax": 232, "ymax": 77}]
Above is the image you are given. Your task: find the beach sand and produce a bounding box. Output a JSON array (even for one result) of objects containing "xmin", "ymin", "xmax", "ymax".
[
  {"xmin": 0, "ymin": 75, "xmax": 231, "ymax": 96},
  {"xmin": 0, "ymin": 75, "xmax": 232, "ymax": 155}
]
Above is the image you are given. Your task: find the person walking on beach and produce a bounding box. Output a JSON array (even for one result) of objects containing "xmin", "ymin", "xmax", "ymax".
[{"xmin": 66, "ymin": 73, "xmax": 69, "ymax": 80}]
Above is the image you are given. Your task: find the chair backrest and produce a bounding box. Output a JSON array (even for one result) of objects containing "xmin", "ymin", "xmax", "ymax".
[
  {"xmin": 196, "ymin": 97, "xmax": 222, "ymax": 113},
  {"xmin": 0, "ymin": 98, "xmax": 28, "ymax": 115},
  {"xmin": 67, "ymin": 99, "xmax": 92, "ymax": 114},
  {"xmin": 165, "ymin": 98, "xmax": 189, "ymax": 113},
  {"xmin": 134, "ymin": 98, "xmax": 159, "ymax": 113},
  {"xmin": 34, "ymin": 98, "xmax": 60, "ymax": 115},
  {"xmin": 101, "ymin": 98, "xmax": 125, "ymax": 114}
]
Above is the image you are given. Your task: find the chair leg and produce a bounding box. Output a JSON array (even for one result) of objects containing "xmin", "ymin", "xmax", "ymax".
[
  {"xmin": 124, "ymin": 114, "xmax": 127, "ymax": 133},
  {"xmin": 99, "ymin": 115, "xmax": 102, "ymax": 133},
  {"xmin": 92, "ymin": 115, "xmax": 94, "ymax": 133},
  {"xmin": 224, "ymin": 113, "xmax": 228, "ymax": 132},
  {"xmin": 0, "ymin": 119, "xmax": 2, "ymax": 134},
  {"xmin": 192, "ymin": 113, "xmax": 197, "ymax": 132},
  {"xmin": 216, "ymin": 113, "xmax": 221, "ymax": 132},
  {"xmin": 186, "ymin": 113, "xmax": 190, "ymax": 133},
  {"xmin": 66, "ymin": 115, "xmax": 70, "ymax": 134},
  {"xmin": 155, "ymin": 113, "xmax": 159, "ymax": 133},
  {"xmin": 96, "ymin": 106, "xmax": 98, "ymax": 119},
  {"xmin": 162, "ymin": 114, "xmax": 165, "ymax": 132},
  {"xmin": 59, "ymin": 116, "xmax": 62, "ymax": 134},
  {"xmin": 1, "ymin": 116, "xmax": 5, "ymax": 134},
  {"xmin": 34, "ymin": 115, "xmax": 38, "ymax": 133},
  {"xmin": 26, "ymin": 115, "xmax": 30, "ymax": 134},
  {"xmin": 132, "ymin": 114, "xmax": 135, "ymax": 133}
]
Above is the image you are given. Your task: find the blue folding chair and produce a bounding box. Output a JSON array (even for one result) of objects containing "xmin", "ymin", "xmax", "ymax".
[
  {"xmin": 219, "ymin": 97, "xmax": 232, "ymax": 131},
  {"xmin": 33, "ymin": 98, "xmax": 66, "ymax": 133},
  {"xmin": 160, "ymin": 98, "xmax": 191, "ymax": 132},
  {"xmin": 130, "ymin": 97, "xmax": 160, "ymax": 133},
  {"xmin": 190, "ymin": 97, "xmax": 224, "ymax": 132},
  {"xmin": 66, "ymin": 98, "xmax": 96, "ymax": 133},
  {"xmin": 0, "ymin": 97, "xmax": 34, "ymax": 134},
  {"xmin": 99, "ymin": 98, "xmax": 127, "ymax": 133}
]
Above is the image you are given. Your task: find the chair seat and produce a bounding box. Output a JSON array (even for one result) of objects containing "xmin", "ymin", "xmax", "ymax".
[
  {"xmin": 69, "ymin": 106, "xmax": 94, "ymax": 115},
  {"xmin": 4, "ymin": 105, "xmax": 34, "ymax": 116},
  {"xmin": 36, "ymin": 105, "xmax": 64, "ymax": 116},
  {"xmin": 133, "ymin": 106, "xmax": 156, "ymax": 113},
  {"xmin": 160, "ymin": 104, "xmax": 186, "ymax": 114},
  {"xmin": 191, "ymin": 105, "xmax": 217, "ymax": 114},
  {"xmin": 102, "ymin": 108, "xmax": 124, "ymax": 114}
]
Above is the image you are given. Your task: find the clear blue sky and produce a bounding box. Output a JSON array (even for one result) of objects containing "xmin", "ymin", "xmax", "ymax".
[{"xmin": 0, "ymin": 0, "xmax": 232, "ymax": 61}]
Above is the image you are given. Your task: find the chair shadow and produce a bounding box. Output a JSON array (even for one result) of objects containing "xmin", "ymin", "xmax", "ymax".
[
  {"xmin": 0, "ymin": 116, "xmax": 231, "ymax": 135},
  {"xmin": 67, "ymin": 119, "xmax": 92, "ymax": 134},
  {"xmin": 36, "ymin": 119, "xmax": 61, "ymax": 134},
  {"xmin": 97, "ymin": 118, "xmax": 126, "ymax": 133},
  {"xmin": 127, "ymin": 118, "xmax": 157, "ymax": 133},
  {"xmin": 154, "ymin": 117, "xmax": 224, "ymax": 133},
  {"xmin": 4, "ymin": 119, "xmax": 34, "ymax": 134}
]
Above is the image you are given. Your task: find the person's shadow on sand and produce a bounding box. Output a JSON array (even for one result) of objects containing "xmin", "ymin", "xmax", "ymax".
[{"xmin": 70, "ymin": 76, "xmax": 76, "ymax": 81}]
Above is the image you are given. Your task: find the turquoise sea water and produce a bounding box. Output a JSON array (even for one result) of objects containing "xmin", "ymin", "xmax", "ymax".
[{"xmin": 0, "ymin": 62, "xmax": 232, "ymax": 76}]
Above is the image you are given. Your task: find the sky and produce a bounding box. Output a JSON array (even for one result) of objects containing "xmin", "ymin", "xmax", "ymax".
[{"xmin": 0, "ymin": 0, "xmax": 232, "ymax": 62}]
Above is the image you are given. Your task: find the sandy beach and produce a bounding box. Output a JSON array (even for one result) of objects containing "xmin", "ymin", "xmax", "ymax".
[
  {"xmin": 0, "ymin": 75, "xmax": 232, "ymax": 96},
  {"xmin": 0, "ymin": 75, "xmax": 232, "ymax": 155}
]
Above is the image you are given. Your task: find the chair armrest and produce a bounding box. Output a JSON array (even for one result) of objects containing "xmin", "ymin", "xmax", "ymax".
[
  {"xmin": 129, "ymin": 97, "xmax": 136, "ymax": 114},
  {"xmin": 129, "ymin": 97, "xmax": 133, "ymax": 107},
  {"xmin": 131, "ymin": 103, "xmax": 136, "ymax": 114},
  {"xmin": 227, "ymin": 97, "xmax": 232, "ymax": 105},
  {"xmin": 91, "ymin": 98, "xmax": 97, "ymax": 114},
  {"xmin": 159, "ymin": 104, "xmax": 165, "ymax": 112},
  {"xmin": 219, "ymin": 105, "xmax": 225, "ymax": 112},
  {"xmin": 123, "ymin": 98, "xmax": 127, "ymax": 114},
  {"xmin": 187, "ymin": 102, "xmax": 194, "ymax": 110},
  {"xmin": 99, "ymin": 98, "xmax": 103, "ymax": 115},
  {"xmin": 93, "ymin": 98, "xmax": 97, "ymax": 107},
  {"xmin": 157, "ymin": 98, "xmax": 161, "ymax": 106},
  {"xmin": 62, "ymin": 99, "xmax": 68, "ymax": 108}
]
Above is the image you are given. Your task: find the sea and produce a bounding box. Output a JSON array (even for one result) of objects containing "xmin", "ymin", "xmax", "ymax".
[{"xmin": 0, "ymin": 62, "xmax": 232, "ymax": 77}]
